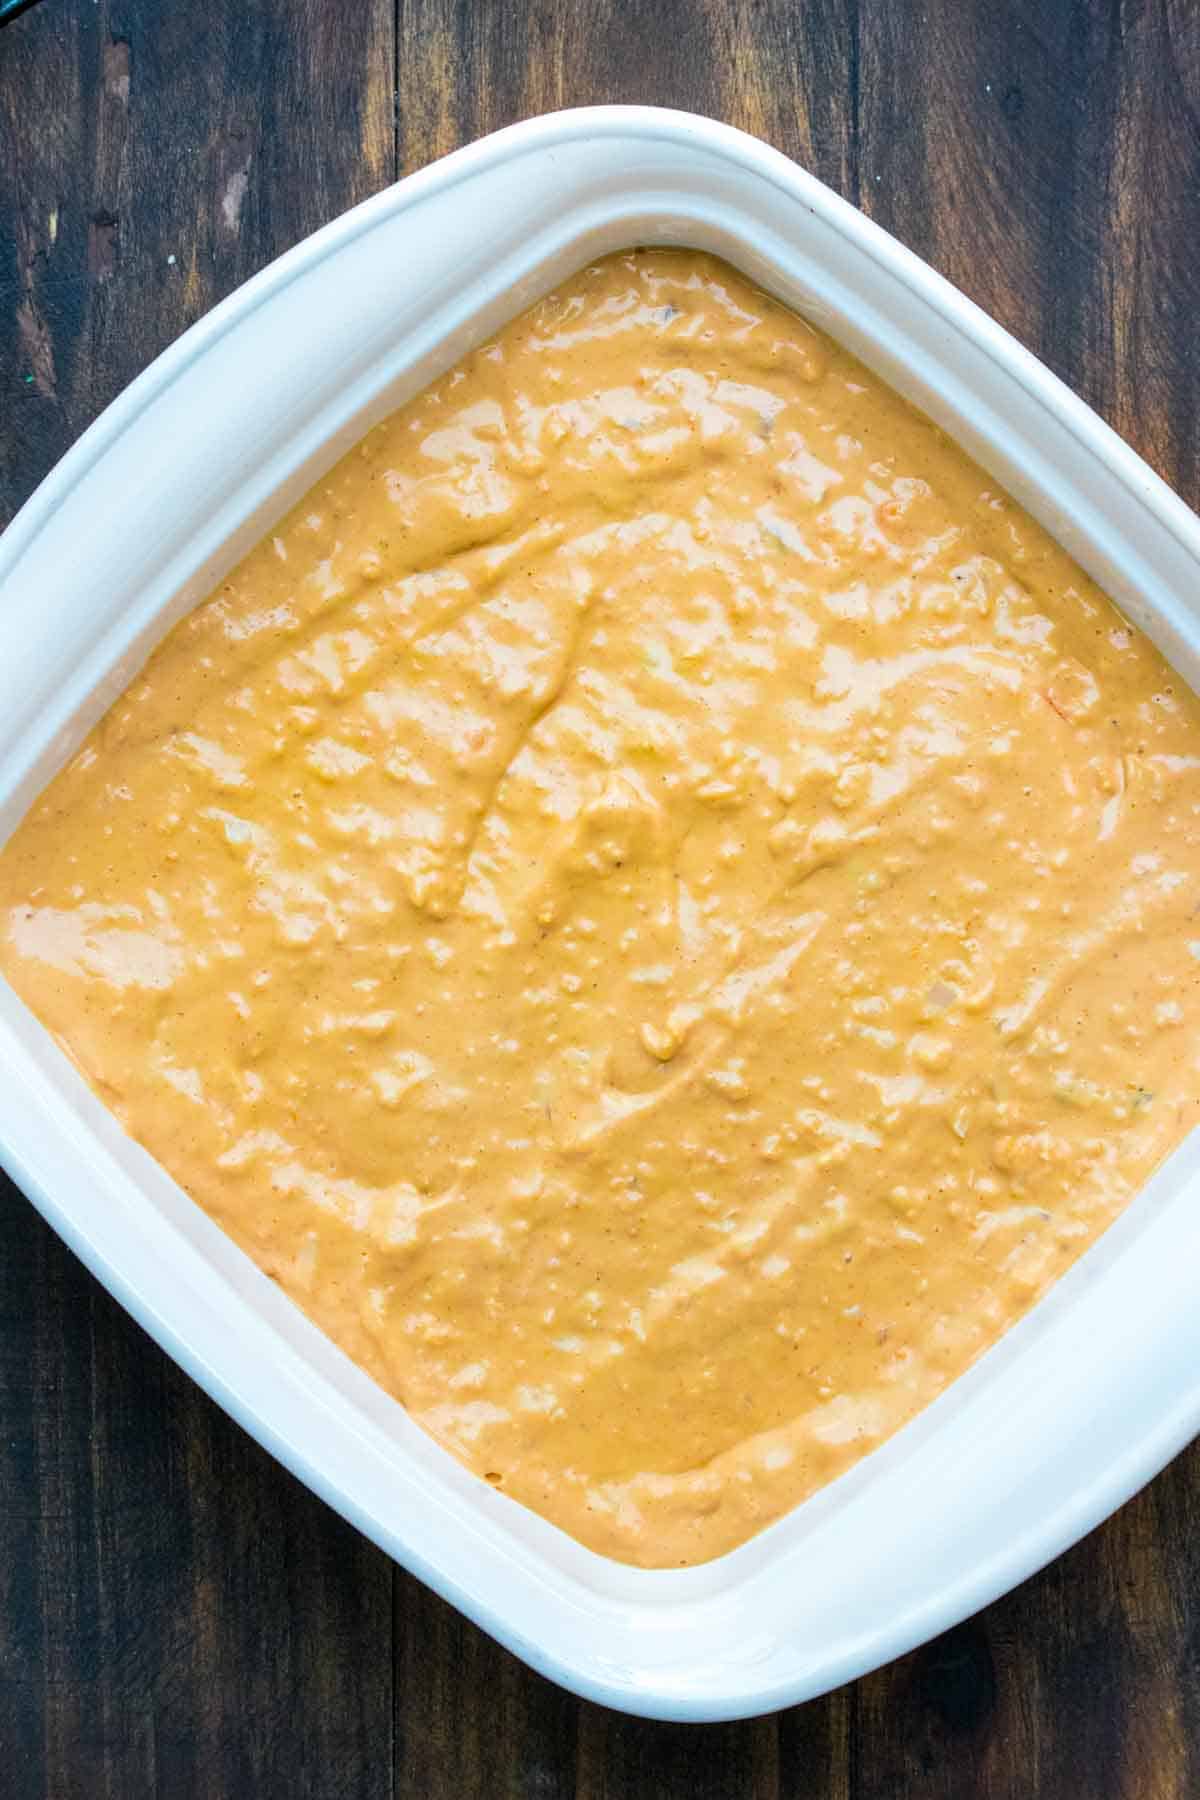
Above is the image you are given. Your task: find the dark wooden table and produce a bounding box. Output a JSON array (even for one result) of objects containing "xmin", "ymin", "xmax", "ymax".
[{"xmin": 3, "ymin": 2, "xmax": 1200, "ymax": 1794}]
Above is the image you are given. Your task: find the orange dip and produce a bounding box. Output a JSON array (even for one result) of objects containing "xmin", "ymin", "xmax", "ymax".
[{"xmin": 3, "ymin": 250, "xmax": 1200, "ymax": 1566}]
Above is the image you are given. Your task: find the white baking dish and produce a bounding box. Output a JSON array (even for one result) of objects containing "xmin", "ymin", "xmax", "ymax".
[{"xmin": 3, "ymin": 106, "xmax": 1200, "ymax": 1723}]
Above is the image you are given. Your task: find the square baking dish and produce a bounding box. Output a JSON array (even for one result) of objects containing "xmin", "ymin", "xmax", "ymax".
[{"xmin": 3, "ymin": 106, "xmax": 1200, "ymax": 1723}]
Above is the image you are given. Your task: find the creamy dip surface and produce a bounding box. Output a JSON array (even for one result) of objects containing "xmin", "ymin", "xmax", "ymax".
[{"xmin": 4, "ymin": 250, "xmax": 1200, "ymax": 1566}]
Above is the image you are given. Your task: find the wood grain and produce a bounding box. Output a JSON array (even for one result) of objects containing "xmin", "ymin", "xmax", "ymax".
[
  {"xmin": 3, "ymin": 0, "xmax": 1200, "ymax": 1794},
  {"xmin": 1, "ymin": 0, "xmax": 393, "ymax": 519}
]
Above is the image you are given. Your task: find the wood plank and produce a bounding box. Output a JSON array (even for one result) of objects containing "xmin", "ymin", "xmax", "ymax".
[
  {"xmin": 395, "ymin": 0, "xmax": 860, "ymax": 191},
  {"xmin": 0, "ymin": 1181, "xmax": 397, "ymax": 1798},
  {"xmin": 393, "ymin": 1572, "xmax": 579, "ymax": 1798},
  {"xmin": 4, "ymin": 0, "xmax": 1200, "ymax": 1793},
  {"xmin": 1, "ymin": 0, "xmax": 393, "ymax": 526},
  {"xmin": 0, "ymin": 2, "xmax": 396, "ymax": 1795}
]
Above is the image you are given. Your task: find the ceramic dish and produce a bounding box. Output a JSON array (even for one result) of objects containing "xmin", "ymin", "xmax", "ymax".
[{"xmin": 3, "ymin": 107, "xmax": 1200, "ymax": 1722}]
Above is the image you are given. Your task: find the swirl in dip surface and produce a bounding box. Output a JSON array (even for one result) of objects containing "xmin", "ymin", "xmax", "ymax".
[{"xmin": 3, "ymin": 250, "xmax": 1200, "ymax": 1566}]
